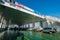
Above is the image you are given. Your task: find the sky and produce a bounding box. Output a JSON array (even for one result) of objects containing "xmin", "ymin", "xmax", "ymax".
[{"xmin": 15, "ymin": 0, "xmax": 60, "ymax": 18}]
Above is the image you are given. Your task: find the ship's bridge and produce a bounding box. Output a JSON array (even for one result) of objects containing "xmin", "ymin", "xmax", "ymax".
[{"xmin": 0, "ymin": 2, "xmax": 45, "ymax": 29}]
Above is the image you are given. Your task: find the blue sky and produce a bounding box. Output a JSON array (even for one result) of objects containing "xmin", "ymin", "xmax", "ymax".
[{"xmin": 15, "ymin": 0, "xmax": 60, "ymax": 18}]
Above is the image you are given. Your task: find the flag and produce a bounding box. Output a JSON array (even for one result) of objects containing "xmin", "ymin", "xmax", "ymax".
[{"xmin": 15, "ymin": 2, "xmax": 24, "ymax": 8}]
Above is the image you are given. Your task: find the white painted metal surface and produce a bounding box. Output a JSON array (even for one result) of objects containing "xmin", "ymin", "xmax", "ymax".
[{"xmin": 0, "ymin": 1, "xmax": 60, "ymax": 23}]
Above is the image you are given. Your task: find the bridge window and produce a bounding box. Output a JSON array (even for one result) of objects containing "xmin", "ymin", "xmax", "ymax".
[
  {"xmin": 10, "ymin": 0, "xmax": 12, "ymax": 2},
  {"xmin": 8, "ymin": 0, "xmax": 15, "ymax": 4}
]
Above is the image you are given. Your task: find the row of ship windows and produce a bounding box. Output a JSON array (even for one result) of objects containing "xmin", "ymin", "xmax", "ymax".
[{"xmin": 0, "ymin": 0, "xmax": 35, "ymax": 13}]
